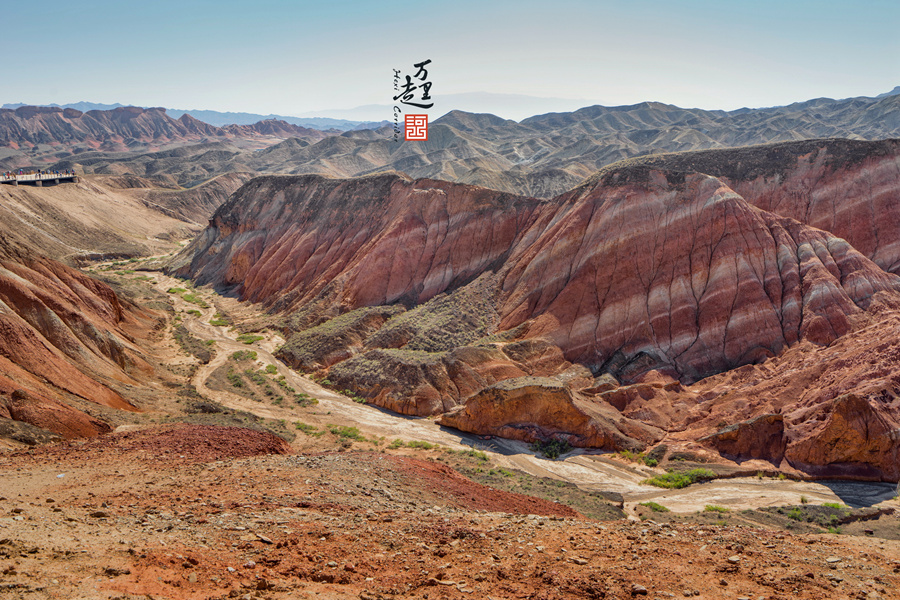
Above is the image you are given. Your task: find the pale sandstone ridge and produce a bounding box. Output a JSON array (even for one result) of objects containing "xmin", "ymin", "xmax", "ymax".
[
  {"xmin": 171, "ymin": 139, "xmax": 900, "ymax": 478},
  {"xmin": 438, "ymin": 376, "xmax": 664, "ymax": 451}
]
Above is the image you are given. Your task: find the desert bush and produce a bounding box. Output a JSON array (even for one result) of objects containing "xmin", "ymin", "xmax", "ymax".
[
  {"xmin": 641, "ymin": 468, "xmax": 717, "ymax": 489},
  {"xmin": 531, "ymin": 438, "xmax": 572, "ymax": 460},
  {"xmin": 639, "ymin": 501, "xmax": 670, "ymax": 512}
]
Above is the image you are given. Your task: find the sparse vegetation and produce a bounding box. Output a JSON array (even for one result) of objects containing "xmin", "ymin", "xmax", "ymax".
[
  {"xmin": 226, "ymin": 368, "xmax": 243, "ymax": 388},
  {"xmin": 640, "ymin": 501, "xmax": 670, "ymax": 512},
  {"xmin": 294, "ymin": 422, "xmax": 323, "ymax": 437},
  {"xmin": 172, "ymin": 324, "xmax": 213, "ymax": 363},
  {"xmin": 293, "ymin": 393, "xmax": 318, "ymax": 407},
  {"xmin": 704, "ymin": 504, "xmax": 729, "ymax": 513},
  {"xmin": 265, "ymin": 364, "xmax": 277, "ymax": 374},
  {"xmin": 209, "ymin": 312, "xmax": 230, "ymax": 327},
  {"xmin": 389, "ymin": 439, "xmax": 441, "ymax": 450},
  {"xmin": 616, "ymin": 449, "xmax": 658, "ymax": 467},
  {"xmin": 237, "ymin": 333, "xmax": 264, "ymax": 345},
  {"xmin": 641, "ymin": 468, "xmax": 717, "ymax": 489},
  {"xmin": 340, "ymin": 389, "xmax": 367, "ymax": 403}
]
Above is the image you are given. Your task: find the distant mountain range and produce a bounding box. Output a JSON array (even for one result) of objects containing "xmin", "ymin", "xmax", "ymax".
[
  {"xmin": 0, "ymin": 105, "xmax": 335, "ymax": 157},
  {"xmin": 0, "ymin": 102, "xmax": 390, "ymax": 131}
]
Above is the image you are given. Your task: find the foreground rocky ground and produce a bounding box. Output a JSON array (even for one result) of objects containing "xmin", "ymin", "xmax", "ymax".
[{"xmin": 1, "ymin": 423, "xmax": 899, "ymax": 600}]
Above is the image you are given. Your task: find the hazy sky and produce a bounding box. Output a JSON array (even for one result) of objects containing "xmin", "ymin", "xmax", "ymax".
[{"xmin": 3, "ymin": 0, "xmax": 898, "ymax": 120}]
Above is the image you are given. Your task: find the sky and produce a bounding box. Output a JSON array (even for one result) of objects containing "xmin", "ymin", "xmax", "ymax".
[{"xmin": 2, "ymin": 0, "xmax": 898, "ymax": 121}]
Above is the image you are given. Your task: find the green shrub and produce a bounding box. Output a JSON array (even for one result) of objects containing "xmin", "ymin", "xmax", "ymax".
[
  {"xmin": 167, "ymin": 287, "xmax": 186, "ymax": 294},
  {"xmin": 236, "ymin": 333, "xmax": 264, "ymax": 345},
  {"xmin": 823, "ymin": 502, "xmax": 846, "ymax": 509},
  {"xmin": 265, "ymin": 364, "xmax": 278, "ymax": 374},
  {"xmin": 704, "ymin": 505, "xmax": 729, "ymax": 513},
  {"xmin": 639, "ymin": 501, "xmax": 670, "ymax": 513},
  {"xmin": 326, "ymin": 424, "xmax": 376, "ymax": 444},
  {"xmin": 406, "ymin": 440, "xmax": 437, "ymax": 450},
  {"xmin": 531, "ymin": 438, "xmax": 572, "ymax": 459},
  {"xmin": 787, "ymin": 507, "xmax": 804, "ymax": 521},
  {"xmin": 231, "ymin": 350, "xmax": 258, "ymax": 361},
  {"xmin": 209, "ymin": 312, "xmax": 230, "ymax": 327},
  {"xmin": 800, "ymin": 495, "xmax": 808, "ymax": 504},
  {"xmin": 180, "ymin": 293, "xmax": 209, "ymax": 308},
  {"xmin": 294, "ymin": 422, "xmax": 322, "ymax": 437},
  {"xmin": 641, "ymin": 468, "xmax": 717, "ymax": 489},
  {"xmin": 186, "ymin": 309, "xmax": 201, "ymax": 317}
]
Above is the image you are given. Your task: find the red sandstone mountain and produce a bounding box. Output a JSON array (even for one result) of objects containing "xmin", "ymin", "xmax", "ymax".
[{"xmin": 169, "ymin": 139, "xmax": 900, "ymax": 479}]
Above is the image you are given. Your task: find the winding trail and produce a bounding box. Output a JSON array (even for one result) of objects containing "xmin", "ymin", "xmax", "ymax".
[{"xmin": 148, "ymin": 272, "xmax": 896, "ymax": 513}]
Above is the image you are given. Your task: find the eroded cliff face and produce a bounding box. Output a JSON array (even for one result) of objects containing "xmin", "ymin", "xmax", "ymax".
[
  {"xmin": 173, "ymin": 174, "xmax": 549, "ymax": 312},
  {"xmin": 172, "ymin": 139, "xmax": 900, "ymax": 479}
]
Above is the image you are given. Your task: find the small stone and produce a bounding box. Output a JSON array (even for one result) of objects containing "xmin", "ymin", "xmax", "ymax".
[
  {"xmin": 572, "ymin": 558, "xmax": 588, "ymax": 565},
  {"xmin": 825, "ymin": 556, "xmax": 841, "ymax": 564},
  {"xmin": 326, "ymin": 561, "xmax": 338, "ymax": 568},
  {"xmin": 632, "ymin": 583, "xmax": 648, "ymax": 595},
  {"xmin": 719, "ymin": 578, "xmax": 728, "ymax": 586},
  {"xmin": 90, "ymin": 511, "xmax": 110, "ymax": 518},
  {"xmin": 243, "ymin": 561, "xmax": 256, "ymax": 569},
  {"xmin": 188, "ymin": 573, "xmax": 197, "ymax": 583},
  {"xmin": 256, "ymin": 534, "xmax": 273, "ymax": 544},
  {"xmin": 728, "ymin": 555, "xmax": 741, "ymax": 564},
  {"xmin": 226, "ymin": 567, "xmax": 236, "ymax": 573}
]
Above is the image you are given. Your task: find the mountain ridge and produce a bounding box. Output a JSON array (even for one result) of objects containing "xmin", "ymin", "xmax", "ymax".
[{"xmin": 8, "ymin": 92, "xmax": 895, "ymax": 197}]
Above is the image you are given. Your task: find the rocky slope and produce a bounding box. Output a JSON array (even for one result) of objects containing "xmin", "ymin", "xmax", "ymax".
[
  {"xmin": 170, "ymin": 138, "xmax": 900, "ymax": 479},
  {"xmin": 24, "ymin": 93, "xmax": 900, "ymax": 197},
  {"xmin": 6, "ymin": 427, "xmax": 897, "ymax": 600},
  {"xmin": 0, "ymin": 255, "xmax": 153, "ymax": 440}
]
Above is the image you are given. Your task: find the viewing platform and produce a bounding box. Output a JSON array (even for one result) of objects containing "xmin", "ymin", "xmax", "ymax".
[{"xmin": 0, "ymin": 171, "xmax": 78, "ymax": 187}]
